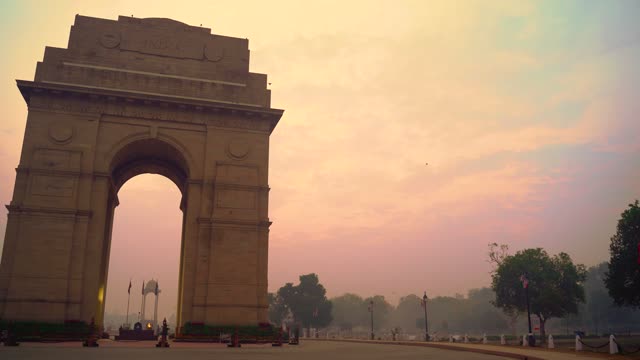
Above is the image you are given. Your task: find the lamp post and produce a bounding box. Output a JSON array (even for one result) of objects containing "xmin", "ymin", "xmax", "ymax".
[
  {"xmin": 369, "ymin": 300, "xmax": 374, "ymax": 340},
  {"xmin": 520, "ymin": 273, "xmax": 534, "ymax": 346},
  {"xmin": 422, "ymin": 292, "xmax": 429, "ymax": 341}
]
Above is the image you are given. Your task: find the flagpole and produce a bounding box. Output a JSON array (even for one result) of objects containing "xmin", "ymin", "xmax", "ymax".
[{"xmin": 125, "ymin": 279, "xmax": 131, "ymax": 326}]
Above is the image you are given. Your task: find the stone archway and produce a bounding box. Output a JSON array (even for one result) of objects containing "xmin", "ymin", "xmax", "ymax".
[{"xmin": 0, "ymin": 15, "xmax": 283, "ymax": 330}]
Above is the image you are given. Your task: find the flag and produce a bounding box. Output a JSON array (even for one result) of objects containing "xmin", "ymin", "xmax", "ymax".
[
  {"xmin": 128, "ymin": 280, "xmax": 132, "ymax": 294},
  {"xmin": 520, "ymin": 274, "xmax": 529, "ymax": 289},
  {"xmin": 154, "ymin": 282, "xmax": 159, "ymax": 296},
  {"xmin": 142, "ymin": 281, "xmax": 145, "ymax": 295}
]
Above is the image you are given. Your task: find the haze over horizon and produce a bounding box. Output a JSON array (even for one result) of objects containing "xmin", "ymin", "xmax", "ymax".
[{"xmin": 0, "ymin": 1, "xmax": 639, "ymax": 321}]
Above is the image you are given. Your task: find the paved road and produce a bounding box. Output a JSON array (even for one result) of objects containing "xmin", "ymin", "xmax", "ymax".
[{"xmin": 0, "ymin": 339, "xmax": 512, "ymax": 360}]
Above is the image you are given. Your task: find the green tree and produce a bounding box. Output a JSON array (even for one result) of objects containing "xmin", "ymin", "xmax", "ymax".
[
  {"xmin": 605, "ymin": 200, "xmax": 640, "ymax": 308},
  {"xmin": 268, "ymin": 292, "xmax": 290, "ymax": 325},
  {"xmin": 487, "ymin": 243, "xmax": 519, "ymax": 334},
  {"xmin": 491, "ymin": 248, "xmax": 587, "ymax": 341},
  {"xmin": 276, "ymin": 274, "xmax": 333, "ymax": 334}
]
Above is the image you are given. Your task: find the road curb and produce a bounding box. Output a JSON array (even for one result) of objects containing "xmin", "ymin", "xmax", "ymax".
[{"xmin": 307, "ymin": 338, "xmax": 545, "ymax": 360}]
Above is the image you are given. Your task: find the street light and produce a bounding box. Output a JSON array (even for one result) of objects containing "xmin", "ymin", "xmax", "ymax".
[
  {"xmin": 520, "ymin": 273, "xmax": 534, "ymax": 346},
  {"xmin": 369, "ymin": 300, "xmax": 374, "ymax": 340},
  {"xmin": 422, "ymin": 291, "xmax": 429, "ymax": 341}
]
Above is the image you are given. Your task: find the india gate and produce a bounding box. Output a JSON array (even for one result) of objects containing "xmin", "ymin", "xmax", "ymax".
[{"xmin": 0, "ymin": 15, "xmax": 283, "ymax": 330}]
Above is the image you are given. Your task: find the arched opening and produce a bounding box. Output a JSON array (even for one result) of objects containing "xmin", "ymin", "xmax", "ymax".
[
  {"xmin": 99, "ymin": 138, "xmax": 190, "ymax": 332},
  {"xmin": 103, "ymin": 175, "xmax": 182, "ymax": 333}
]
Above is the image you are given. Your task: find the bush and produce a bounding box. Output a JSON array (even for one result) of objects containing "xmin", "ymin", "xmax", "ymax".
[
  {"xmin": 0, "ymin": 320, "xmax": 91, "ymax": 340},
  {"xmin": 179, "ymin": 322, "xmax": 279, "ymax": 342}
]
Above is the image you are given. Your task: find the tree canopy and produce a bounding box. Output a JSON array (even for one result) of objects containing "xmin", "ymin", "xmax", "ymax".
[
  {"xmin": 364, "ymin": 295, "xmax": 393, "ymax": 331},
  {"xmin": 605, "ymin": 200, "xmax": 640, "ymax": 308},
  {"xmin": 272, "ymin": 273, "xmax": 332, "ymax": 329},
  {"xmin": 330, "ymin": 293, "xmax": 367, "ymax": 330},
  {"xmin": 390, "ymin": 294, "xmax": 423, "ymax": 331},
  {"xmin": 491, "ymin": 248, "xmax": 587, "ymax": 339}
]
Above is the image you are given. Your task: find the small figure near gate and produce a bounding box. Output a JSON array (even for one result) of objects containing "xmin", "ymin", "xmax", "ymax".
[
  {"xmin": 155, "ymin": 318, "xmax": 170, "ymax": 348},
  {"xmin": 82, "ymin": 317, "xmax": 99, "ymax": 347}
]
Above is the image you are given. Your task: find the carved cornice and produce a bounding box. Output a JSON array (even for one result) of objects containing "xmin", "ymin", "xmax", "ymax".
[
  {"xmin": 197, "ymin": 217, "xmax": 272, "ymax": 229},
  {"xmin": 191, "ymin": 303, "xmax": 269, "ymax": 309},
  {"xmin": 213, "ymin": 182, "xmax": 270, "ymax": 192},
  {"xmin": 17, "ymin": 80, "xmax": 283, "ymax": 134},
  {"xmin": 5, "ymin": 204, "xmax": 93, "ymax": 218}
]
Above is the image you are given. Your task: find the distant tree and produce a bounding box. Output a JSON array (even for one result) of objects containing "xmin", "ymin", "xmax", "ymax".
[
  {"xmin": 276, "ymin": 274, "xmax": 332, "ymax": 334},
  {"xmin": 331, "ymin": 293, "xmax": 366, "ymax": 330},
  {"xmin": 364, "ymin": 295, "xmax": 393, "ymax": 331},
  {"xmin": 467, "ymin": 288, "xmax": 509, "ymax": 333},
  {"xmin": 580, "ymin": 263, "xmax": 610, "ymax": 335},
  {"xmin": 441, "ymin": 320, "xmax": 449, "ymax": 331},
  {"xmin": 428, "ymin": 295, "xmax": 468, "ymax": 333},
  {"xmin": 605, "ymin": 201, "xmax": 640, "ymax": 308},
  {"xmin": 568, "ymin": 262, "xmax": 640, "ymax": 335},
  {"xmin": 390, "ymin": 294, "xmax": 422, "ymax": 330},
  {"xmin": 491, "ymin": 248, "xmax": 587, "ymax": 341},
  {"xmin": 268, "ymin": 292, "xmax": 289, "ymax": 325}
]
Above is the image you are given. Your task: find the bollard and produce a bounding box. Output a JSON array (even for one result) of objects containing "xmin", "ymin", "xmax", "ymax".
[
  {"xmin": 227, "ymin": 328, "xmax": 241, "ymax": 348},
  {"xmin": 289, "ymin": 327, "xmax": 300, "ymax": 345},
  {"xmin": 500, "ymin": 334, "xmax": 506, "ymax": 345},
  {"xmin": 548, "ymin": 334, "xmax": 554, "ymax": 349},
  {"xmin": 522, "ymin": 334, "xmax": 528, "ymax": 347},
  {"xmin": 82, "ymin": 317, "xmax": 99, "ymax": 347},
  {"xmin": 575, "ymin": 335, "xmax": 582, "ymax": 351},
  {"xmin": 482, "ymin": 333, "xmax": 487, "ymax": 344},
  {"xmin": 610, "ymin": 334, "xmax": 618, "ymax": 354},
  {"xmin": 272, "ymin": 329, "xmax": 283, "ymax": 347}
]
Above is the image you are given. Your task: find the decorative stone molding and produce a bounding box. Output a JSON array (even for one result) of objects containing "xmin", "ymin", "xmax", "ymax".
[
  {"xmin": 48, "ymin": 124, "xmax": 74, "ymax": 144},
  {"xmin": 21, "ymin": 81, "xmax": 280, "ymax": 133}
]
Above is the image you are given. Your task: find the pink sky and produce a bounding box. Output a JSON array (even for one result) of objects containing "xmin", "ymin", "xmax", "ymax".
[{"xmin": 1, "ymin": 1, "xmax": 639, "ymax": 321}]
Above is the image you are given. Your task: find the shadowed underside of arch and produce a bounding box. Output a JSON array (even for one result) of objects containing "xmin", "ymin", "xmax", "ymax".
[{"xmin": 110, "ymin": 138, "xmax": 190, "ymax": 197}]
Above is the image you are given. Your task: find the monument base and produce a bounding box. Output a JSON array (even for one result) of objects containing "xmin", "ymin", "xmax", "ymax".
[{"xmin": 115, "ymin": 329, "xmax": 156, "ymax": 341}]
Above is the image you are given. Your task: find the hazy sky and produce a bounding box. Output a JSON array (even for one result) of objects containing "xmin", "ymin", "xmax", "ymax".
[{"xmin": 0, "ymin": 1, "xmax": 639, "ymax": 321}]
